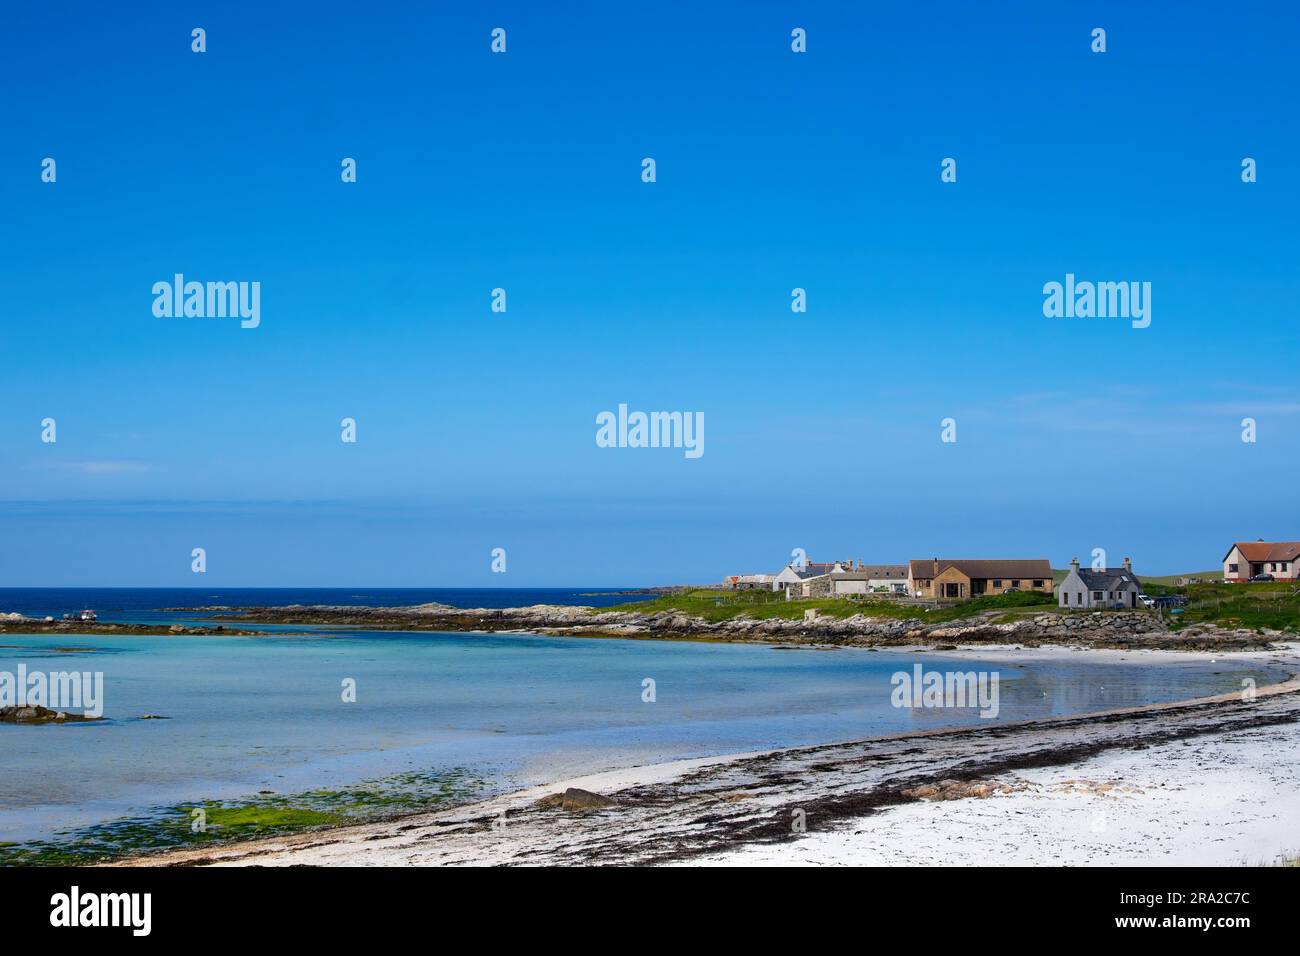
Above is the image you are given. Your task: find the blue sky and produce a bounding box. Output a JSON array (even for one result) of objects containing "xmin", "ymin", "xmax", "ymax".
[{"xmin": 1, "ymin": 1, "xmax": 1297, "ymax": 585}]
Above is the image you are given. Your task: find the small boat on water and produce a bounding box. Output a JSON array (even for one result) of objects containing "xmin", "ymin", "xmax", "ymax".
[{"xmin": 63, "ymin": 610, "xmax": 98, "ymax": 623}]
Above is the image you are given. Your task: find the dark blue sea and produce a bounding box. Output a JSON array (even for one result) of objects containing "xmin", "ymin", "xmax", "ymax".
[{"xmin": 0, "ymin": 587, "xmax": 655, "ymax": 622}]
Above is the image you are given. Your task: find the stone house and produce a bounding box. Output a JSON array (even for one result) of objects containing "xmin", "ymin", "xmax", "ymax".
[
  {"xmin": 907, "ymin": 558, "xmax": 1053, "ymax": 600},
  {"xmin": 1056, "ymin": 557, "xmax": 1142, "ymax": 609},
  {"xmin": 773, "ymin": 560, "xmax": 852, "ymax": 593}
]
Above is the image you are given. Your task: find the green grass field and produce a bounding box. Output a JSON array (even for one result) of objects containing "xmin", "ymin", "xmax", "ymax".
[
  {"xmin": 608, "ymin": 575, "xmax": 1300, "ymax": 635},
  {"xmin": 603, "ymin": 588, "xmax": 1056, "ymax": 625},
  {"xmin": 1051, "ymin": 568, "xmax": 1222, "ymax": 587},
  {"xmin": 1140, "ymin": 579, "xmax": 1300, "ymax": 632},
  {"xmin": 1138, "ymin": 570, "xmax": 1223, "ymax": 586}
]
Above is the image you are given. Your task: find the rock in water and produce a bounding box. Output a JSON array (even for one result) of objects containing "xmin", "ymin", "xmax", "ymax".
[{"xmin": 0, "ymin": 705, "xmax": 102, "ymax": 724}]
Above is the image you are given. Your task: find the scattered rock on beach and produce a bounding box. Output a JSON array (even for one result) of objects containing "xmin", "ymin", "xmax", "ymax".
[
  {"xmin": 902, "ymin": 778, "xmax": 1026, "ymax": 801},
  {"xmin": 562, "ymin": 788, "xmax": 616, "ymax": 810},
  {"xmin": 1052, "ymin": 778, "xmax": 1145, "ymax": 796},
  {"xmin": 536, "ymin": 788, "xmax": 617, "ymax": 811}
]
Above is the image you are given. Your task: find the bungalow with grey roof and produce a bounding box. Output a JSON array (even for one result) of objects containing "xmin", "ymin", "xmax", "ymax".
[{"xmin": 1057, "ymin": 557, "xmax": 1143, "ymax": 609}]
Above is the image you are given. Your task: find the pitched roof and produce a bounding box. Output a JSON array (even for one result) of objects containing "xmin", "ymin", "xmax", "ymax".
[
  {"xmin": 791, "ymin": 568, "xmax": 829, "ymax": 580},
  {"xmin": 855, "ymin": 565, "xmax": 907, "ymax": 578},
  {"xmin": 1224, "ymin": 541, "xmax": 1300, "ymax": 563},
  {"xmin": 908, "ymin": 559, "xmax": 1053, "ymax": 580},
  {"xmin": 1074, "ymin": 568, "xmax": 1142, "ymax": 590},
  {"xmin": 832, "ymin": 569, "xmax": 907, "ymax": 581}
]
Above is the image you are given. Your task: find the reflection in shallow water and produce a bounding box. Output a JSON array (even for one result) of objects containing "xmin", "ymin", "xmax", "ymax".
[{"xmin": 0, "ymin": 628, "xmax": 1287, "ymax": 843}]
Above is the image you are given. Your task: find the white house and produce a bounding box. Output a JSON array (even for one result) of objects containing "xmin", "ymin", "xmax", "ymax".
[
  {"xmin": 780, "ymin": 568, "xmax": 837, "ymax": 598},
  {"xmin": 1057, "ymin": 557, "xmax": 1142, "ymax": 609},
  {"xmin": 773, "ymin": 561, "xmax": 849, "ymax": 591}
]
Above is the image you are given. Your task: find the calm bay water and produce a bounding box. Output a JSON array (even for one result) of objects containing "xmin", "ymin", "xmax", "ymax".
[{"xmin": 1, "ymin": 618, "xmax": 1289, "ymax": 844}]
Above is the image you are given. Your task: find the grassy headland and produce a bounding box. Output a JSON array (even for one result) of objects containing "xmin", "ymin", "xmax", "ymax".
[
  {"xmin": 606, "ymin": 581, "xmax": 1300, "ymax": 634},
  {"xmin": 602, "ymin": 588, "xmax": 1057, "ymax": 624}
]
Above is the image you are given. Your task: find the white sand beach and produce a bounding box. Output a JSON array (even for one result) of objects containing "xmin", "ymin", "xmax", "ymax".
[{"xmin": 684, "ymin": 718, "xmax": 1300, "ymax": 866}]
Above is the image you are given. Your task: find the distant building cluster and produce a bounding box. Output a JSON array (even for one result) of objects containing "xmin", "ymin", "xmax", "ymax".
[
  {"xmin": 725, "ymin": 557, "xmax": 1055, "ymax": 603},
  {"xmin": 722, "ymin": 538, "xmax": 1299, "ymax": 609}
]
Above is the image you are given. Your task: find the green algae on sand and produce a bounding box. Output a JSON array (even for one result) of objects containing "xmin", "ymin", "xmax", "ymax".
[{"xmin": 0, "ymin": 768, "xmax": 483, "ymax": 866}]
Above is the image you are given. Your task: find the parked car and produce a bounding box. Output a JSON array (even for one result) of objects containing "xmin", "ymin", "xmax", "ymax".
[
  {"xmin": 1138, "ymin": 594, "xmax": 1155, "ymax": 608},
  {"xmin": 1250, "ymin": 573, "xmax": 1275, "ymax": 582},
  {"xmin": 1151, "ymin": 595, "xmax": 1189, "ymax": 609}
]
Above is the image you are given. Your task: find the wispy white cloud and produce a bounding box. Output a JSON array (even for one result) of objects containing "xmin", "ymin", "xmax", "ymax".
[{"xmin": 34, "ymin": 460, "xmax": 156, "ymax": 475}]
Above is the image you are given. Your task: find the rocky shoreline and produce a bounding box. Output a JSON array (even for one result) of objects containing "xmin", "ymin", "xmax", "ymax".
[{"xmin": 195, "ymin": 602, "xmax": 1281, "ymax": 651}]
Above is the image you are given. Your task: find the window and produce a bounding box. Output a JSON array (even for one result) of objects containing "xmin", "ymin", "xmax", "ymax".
[
  {"xmin": 1284, "ymin": 563, "xmax": 1290, "ymax": 572},
  {"xmin": 1032, "ymin": 579, "xmax": 1044, "ymax": 588},
  {"xmin": 1011, "ymin": 580, "xmax": 1020, "ymax": 588},
  {"xmin": 1229, "ymin": 563, "xmax": 1239, "ymax": 573},
  {"xmin": 993, "ymin": 580, "xmax": 1002, "ymax": 588},
  {"xmin": 1092, "ymin": 591, "xmax": 1103, "ymax": 601}
]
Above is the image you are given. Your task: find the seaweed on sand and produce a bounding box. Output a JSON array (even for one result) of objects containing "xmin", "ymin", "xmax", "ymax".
[{"xmin": 0, "ymin": 768, "xmax": 483, "ymax": 866}]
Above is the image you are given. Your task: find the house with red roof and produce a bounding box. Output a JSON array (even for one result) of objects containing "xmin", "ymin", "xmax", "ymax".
[{"xmin": 1221, "ymin": 540, "xmax": 1300, "ymax": 582}]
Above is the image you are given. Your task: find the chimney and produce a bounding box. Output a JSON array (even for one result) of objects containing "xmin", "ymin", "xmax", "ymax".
[
  {"xmin": 933, "ymin": 558, "xmax": 939, "ymax": 575},
  {"xmin": 1123, "ymin": 556, "xmax": 1132, "ymax": 572},
  {"xmin": 1070, "ymin": 557, "xmax": 1080, "ymax": 572}
]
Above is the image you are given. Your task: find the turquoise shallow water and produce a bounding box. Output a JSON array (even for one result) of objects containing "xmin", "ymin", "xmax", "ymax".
[{"xmin": 0, "ymin": 628, "xmax": 1287, "ymax": 843}]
